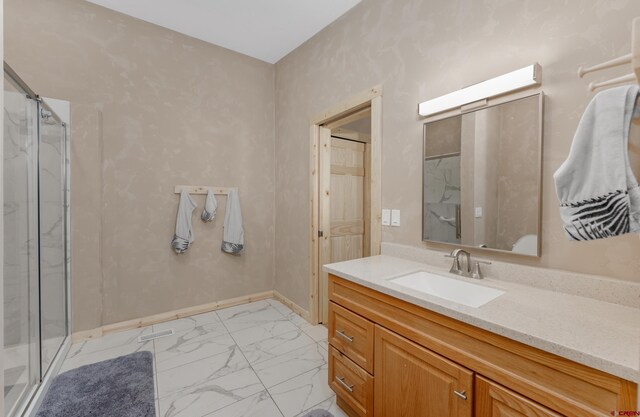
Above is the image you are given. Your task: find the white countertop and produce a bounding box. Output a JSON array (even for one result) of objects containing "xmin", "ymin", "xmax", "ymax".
[{"xmin": 323, "ymin": 255, "xmax": 640, "ymax": 382}]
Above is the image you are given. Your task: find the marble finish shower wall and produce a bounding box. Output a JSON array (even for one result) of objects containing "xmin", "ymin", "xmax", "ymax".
[
  {"xmin": 275, "ymin": 0, "xmax": 640, "ymax": 309},
  {"xmin": 38, "ymin": 120, "xmax": 66, "ymax": 371},
  {"xmin": 3, "ymin": 91, "xmax": 36, "ymax": 347},
  {"xmin": 423, "ymin": 156, "xmax": 460, "ymax": 244},
  {"xmin": 5, "ymin": 0, "xmax": 276, "ymax": 330}
]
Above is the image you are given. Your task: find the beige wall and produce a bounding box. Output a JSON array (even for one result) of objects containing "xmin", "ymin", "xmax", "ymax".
[
  {"xmin": 5, "ymin": 0, "xmax": 276, "ymax": 331},
  {"xmin": 275, "ymin": 0, "xmax": 640, "ymax": 309},
  {"xmin": 424, "ymin": 116, "xmax": 461, "ymax": 157},
  {"xmin": 6, "ymin": 0, "xmax": 640, "ymax": 328}
]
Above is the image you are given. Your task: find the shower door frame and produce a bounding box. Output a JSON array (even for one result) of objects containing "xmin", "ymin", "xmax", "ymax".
[
  {"xmin": 38, "ymin": 97, "xmax": 70, "ymax": 376},
  {"xmin": 3, "ymin": 67, "xmax": 42, "ymax": 417},
  {"xmin": 3, "ymin": 63, "xmax": 72, "ymax": 417}
]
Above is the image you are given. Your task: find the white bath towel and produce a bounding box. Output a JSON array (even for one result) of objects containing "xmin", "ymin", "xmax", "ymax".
[
  {"xmin": 221, "ymin": 188, "xmax": 244, "ymax": 254},
  {"xmin": 171, "ymin": 189, "xmax": 197, "ymax": 253},
  {"xmin": 553, "ymin": 85, "xmax": 640, "ymax": 240},
  {"xmin": 201, "ymin": 188, "xmax": 218, "ymax": 222}
]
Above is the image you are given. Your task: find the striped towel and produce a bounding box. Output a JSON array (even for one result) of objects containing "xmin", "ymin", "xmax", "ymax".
[
  {"xmin": 554, "ymin": 85, "xmax": 640, "ymax": 240},
  {"xmin": 221, "ymin": 188, "xmax": 244, "ymax": 254},
  {"xmin": 171, "ymin": 189, "xmax": 197, "ymax": 253},
  {"xmin": 201, "ymin": 188, "xmax": 218, "ymax": 222}
]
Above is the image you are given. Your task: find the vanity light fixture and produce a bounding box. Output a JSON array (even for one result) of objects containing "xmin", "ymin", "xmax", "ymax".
[{"xmin": 418, "ymin": 63, "xmax": 542, "ymax": 117}]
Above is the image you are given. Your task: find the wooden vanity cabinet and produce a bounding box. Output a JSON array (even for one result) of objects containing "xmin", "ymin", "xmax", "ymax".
[
  {"xmin": 476, "ymin": 376, "xmax": 562, "ymax": 417},
  {"xmin": 375, "ymin": 325, "xmax": 473, "ymax": 417},
  {"xmin": 327, "ymin": 274, "xmax": 638, "ymax": 417}
]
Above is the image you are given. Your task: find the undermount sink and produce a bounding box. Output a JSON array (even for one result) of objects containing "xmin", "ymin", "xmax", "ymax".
[{"xmin": 388, "ymin": 271, "xmax": 505, "ymax": 308}]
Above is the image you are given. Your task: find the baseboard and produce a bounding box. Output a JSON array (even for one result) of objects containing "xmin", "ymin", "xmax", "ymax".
[
  {"xmin": 72, "ymin": 290, "xmax": 275, "ymax": 342},
  {"xmin": 273, "ymin": 290, "xmax": 311, "ymax": 322},
  {"xmin": 71, "ymin": 327, "xmax": 103, "ymax": 343}
]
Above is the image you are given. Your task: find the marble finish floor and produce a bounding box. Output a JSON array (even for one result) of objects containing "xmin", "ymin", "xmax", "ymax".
[
  {"xmin": 60, "ymin": 299, "xmax": 347, "ymax": 417},
  {"xmin": 4, "ymin": 344, "xmax": 29, "ymax": 415}
]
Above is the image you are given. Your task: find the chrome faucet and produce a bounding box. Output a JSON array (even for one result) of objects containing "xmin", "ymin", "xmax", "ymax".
[
  {"xmin": 445, "ymin": 249, "xmax": 491, "ymax": 279},
  {"xmin": 470, "ymin": 259, "xmax": 491, "ymax": 279},
  {"xmin": 446, "ymin": 249, "xmax": 471, "ymax": 276}
]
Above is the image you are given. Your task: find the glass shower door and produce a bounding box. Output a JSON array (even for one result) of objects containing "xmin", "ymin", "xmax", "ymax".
[
  {"xmin": 3, "ymin": 74, "xmax": 41, "ymax": 417},
  {"xmin": 38, "ymin": 110, "xmax": 68, "ymax": 374}
]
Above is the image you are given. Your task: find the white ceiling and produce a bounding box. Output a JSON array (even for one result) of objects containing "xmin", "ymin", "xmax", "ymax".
[{"xmin": 86, "ymin": 0, "xmax": 362, "ymax": 64}]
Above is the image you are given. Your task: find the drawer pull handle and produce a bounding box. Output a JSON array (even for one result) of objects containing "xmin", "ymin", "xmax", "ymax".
[
  {"xmin": 335, "ymin": 376, "xmax": 354, "ymax": 392},
  {"xmin": 336, "ymin": 330, "xmax": 354, "ymax": 342},
  {"xmin": 453, "ymin": 390, "xmax": 467, "ymax": 400}
]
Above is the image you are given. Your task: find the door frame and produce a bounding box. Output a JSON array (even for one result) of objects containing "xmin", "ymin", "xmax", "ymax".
[{"xmin": 309, "ymin": 85, "xmax": 382, "ymax": 324}]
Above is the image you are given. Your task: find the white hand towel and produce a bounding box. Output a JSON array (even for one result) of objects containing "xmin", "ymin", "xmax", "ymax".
[
  {"xmin": 553, "ymin": 85, "xmax": 640, "ymax": 240},
  {"xmin": 221, "ymin": 188, "xmax": 244, "ymax": 255},
  {"xmin": 171, "ymin": 189, "xmax": 197, "ymax": 253},
  {"xmin": 201, "ymin": 188, "xmax": 218, "ymax": 222}
]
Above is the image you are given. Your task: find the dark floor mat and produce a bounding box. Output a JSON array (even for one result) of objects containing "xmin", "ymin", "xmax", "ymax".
[{"xmin": 35, "ymin": 351, "xmax": 155, "ymax": 417}]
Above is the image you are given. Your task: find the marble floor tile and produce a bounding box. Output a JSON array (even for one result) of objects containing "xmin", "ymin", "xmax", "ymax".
[
  {"xmin": 317, "ymin": 340, "xmax": 328, "ymax": 352},
  {"xmin": 264, "ymin": 300, "xmax": 310, "ymax": 328},
  {"xmin": 252, "ymin": 343, "xmax": 328, "ymax": 388},
  {"xmin": 230, "ymin": 320, "xmax": 300, "ymax": 347},
  {"xmin": 158, "ymin": 367, "xmax": 264, "ymax": 417},
  {"xmin": 266, "ymin": 299, "xmax": 294, "ymax": 316},
  {"xmin": 60, "ymin": 339, "xmax": 154, "ymax": 373},
  {"xmin": 154, "ymin": 328, "xmax": 236, "ymax": 373},
  {"xmin": 204, "ymin": 390, "xmax": 284, "ymax": 417},
  {"xmin": 238, "ymin": 328, "xmax": 315, "ymax": 365},
  {"xmin": 285, "ymin": 311, "xmax": 310, "ymax": 328},
  {"xmin": 4, "ymin": 344, "xmax": 29, "ymax": 369},
  {"xmin": 224, "ymin": 315, "xmax": 290, "ymax": 333},
  {"xmin": 217, "ymin": 300, "xmax": 272, "ymax": 321},
  {"xmin": 221, "ymin": 306, "xmax": 289, "ymax": 333},
  {"xmin": 42, "ymin": 335, "xmax": 65, "ymax": 372},
  {"xmin": 154, "ymin": 321, "xmax": 228, "ymax": 348},
  {"xmin": 298, "ymin": 323, "xmax": 328, "ymax": 342},
  {"xmin": 269, "ymin": 364, "xmax": 332, "ymax": 417},
  {"xmin": 153, "ymin": 311, "xmax": 221, "ymax": 333},
  {"xmin": 157, "ymin": 345, "xmax": 249, "ymax": 398},
  {"xmin": 4, "ymin": 357, "xmax": 28, "ymax": 414},
  {"xmin": 66, "ymin": 326, "xmax": 153, "ymax": 360},
  {"xmin": 57, "ymin": 299, "xmax": 341, "ymax": 417},
  {"xmin": 294, "ymin": 395, "xmax": 348, "ymax": 417}
]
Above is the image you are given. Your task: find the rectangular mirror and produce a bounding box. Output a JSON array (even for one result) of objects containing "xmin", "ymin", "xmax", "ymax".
[{"xmin": 423, "ymin": 93, "xmax": 543, "ymax": 257}]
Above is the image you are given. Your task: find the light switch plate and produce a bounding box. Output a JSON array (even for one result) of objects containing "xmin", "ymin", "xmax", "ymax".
[
  {"xmin": 391, "ymin": 209, "xmax": 401, "ymax": 226},
  {"xmin": 475, "ymin": 207, "xmax": 483, "ymax": 218},
  {"xmin": 382, "ymin": 209, "xmax": 391, "ymax": 226}
]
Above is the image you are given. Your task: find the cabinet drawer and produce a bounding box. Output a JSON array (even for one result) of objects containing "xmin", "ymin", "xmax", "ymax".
[
  {"xmin": 476, "ymin": 376, "xmax": 562, "ymax": 417},
  {"xmin": 329, "ymin": 346, "xmax": 374, "ymax": 417},
  {"xmin": 329, "ymin": 301, "xmax": 374, "ymax": 374}
]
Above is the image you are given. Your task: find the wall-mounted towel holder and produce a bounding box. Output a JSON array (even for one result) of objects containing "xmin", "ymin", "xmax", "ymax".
[
  {"xmin": 174, "ymin": 186, "xmax": 234, "ymax": 195},
  {"xmin": 578, "ymin": 16, "xmax": 640, "ymax": 91}
]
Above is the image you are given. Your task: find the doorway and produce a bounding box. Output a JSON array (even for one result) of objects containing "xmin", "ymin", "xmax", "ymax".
[{"xmin": 309, "ymin": 86, "xmax": 382, "ymax": 324}]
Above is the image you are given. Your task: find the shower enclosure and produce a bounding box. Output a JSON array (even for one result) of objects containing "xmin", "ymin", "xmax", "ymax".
[{"xmin": 3, "ymin": 64, "xmax": 70, "ymax": 417}]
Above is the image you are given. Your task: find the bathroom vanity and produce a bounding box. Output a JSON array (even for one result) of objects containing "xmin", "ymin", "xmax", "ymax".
[{"xmin": 324, "ymin": 255, "xmax": 639, "ymax": 417}]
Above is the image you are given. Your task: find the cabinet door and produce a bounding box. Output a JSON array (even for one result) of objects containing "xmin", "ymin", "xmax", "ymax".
[
  {"xmin": 476, "ymin": 376, "xmax": 562, "ymax": 417},
  {"xmin": 374, "ymin": 325, "xmax": 473, "ymax": 417}
]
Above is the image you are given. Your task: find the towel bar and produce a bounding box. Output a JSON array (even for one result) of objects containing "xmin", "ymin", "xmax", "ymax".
[{"xmin": 174, "ymin": 186, "xmax": 233, "ymax": 195}]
